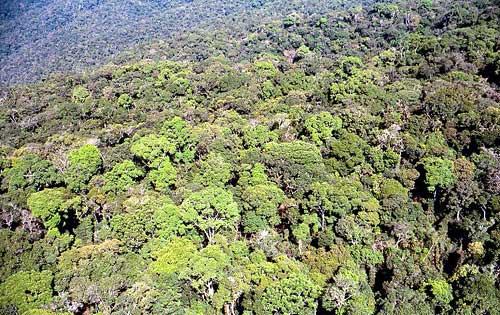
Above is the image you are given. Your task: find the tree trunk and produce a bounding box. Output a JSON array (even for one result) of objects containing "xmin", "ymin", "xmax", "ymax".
[{"xmin": 320, "ymin": 210, "xmax": 325, "ymax": 230}]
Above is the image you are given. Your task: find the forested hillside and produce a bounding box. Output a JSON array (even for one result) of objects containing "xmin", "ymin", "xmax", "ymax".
[
  {"xmin": 0, "ymin": 0, "xmax": 362, "ymax": 86},
  {"xmin": 0, "ymin": 0, "xmax": 500, "ymax": 314}
]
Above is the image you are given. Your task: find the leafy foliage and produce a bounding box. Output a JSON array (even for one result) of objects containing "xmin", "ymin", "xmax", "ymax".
[
  {"xmin": 181, "ymin": 187, "xmax": 240, "ymax": 243},
  {"xmin": 0, "ymin": 270, "xmax": 53, "ymax": 314},
  {"xmin": 65, "ymin": 144, "xmax": 102, "ymax": 191},
  {"xmin": 421, "ymin": 157, "xmax": 456, "ymax": 193},
  {"xmin": 103, "ymin": 160, "xmax": 144, "ymax": 193},
  {"xmin": 0, "ymin": 1, "xmax": 499, "ymax": 314},
  {"xmin": 260, "ymin": 272, "xmax": 321, "ymax": 314},
  {"xmin": 27, "ymin": 188, "xmax": 78, "ymax": 235}
]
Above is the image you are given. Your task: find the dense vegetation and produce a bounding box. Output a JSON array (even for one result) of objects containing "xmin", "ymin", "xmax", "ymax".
[
  {"xmin": 1, "ymin": 0, "xmax": 500, "ymax": 314},
  {"xmin": 0, "ymin": 0, "xmax": 360, "ymax": 86}
]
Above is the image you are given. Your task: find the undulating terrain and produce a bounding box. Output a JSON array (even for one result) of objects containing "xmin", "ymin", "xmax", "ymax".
[
  {"xmin": 0, "ymin": 0, "xmax": 358, "ymax": 86},
  {"xmin": 0, "ymin": 0, "xmax": 499, "ymax": 314}
]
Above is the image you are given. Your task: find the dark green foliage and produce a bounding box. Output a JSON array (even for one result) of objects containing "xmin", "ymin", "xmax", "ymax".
[
  {"xmin": 452, "ymin": 268, "xmax": 500, "ymax": 315},
  {"xmin": 0, "ymin": 1, "xmax": 499, "ymax": 314},
  {"xmin": 161, "ymin": 117, "xmax": 197, "ymax": 163},
  {"xmin": 54, "ymin": 239, "xmax": 144, "ymax": 314},
  {"xmin": 322, "ymin": 265, "xmax": 375, "ymax": 314},
  {"xmin": 263, "ymin": 140, "xmax": 326, "ymax": 196},
  {"xmin": 329, "ymin": 132, "xmax": 369, "ymax": 175},
  {"xmin": 110, "ymin": 195, "xmax": 183, "ymax": 250},
  {"xmin": 240, "ymin": 164, "xmax": 285, "ymax": 233},
  {"xmin": 306, "ymin": 176, "xmax": 374, "ymax": 230},
  {"xmin": 2, "ymin": 154, "xmax": 62, "ymax": 205},
  {"xmin": 380, "ymin": 286, "xmax": 434, "ymax": 315},
  {"xmin": 169, "ymin": 78, "xmax": 190, "ymax": 96},
  {"xmin": 260, "ymin": 272, "xmax": 321, "ymax": 314}
]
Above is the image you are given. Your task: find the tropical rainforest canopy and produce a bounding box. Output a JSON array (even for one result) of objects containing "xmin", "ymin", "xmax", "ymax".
[{"xmin": 0, "ymin": 0, "xmax": 499, "ymax": 314}]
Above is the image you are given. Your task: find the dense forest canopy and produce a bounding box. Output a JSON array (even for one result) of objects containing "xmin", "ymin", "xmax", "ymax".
[
  {"xmin": 0, "ymin": 0, "xmax": 500, "ymax": 314},
  {"xmin": 0, "ymin": 0, "xmax": 370, "ymax": 86}
]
